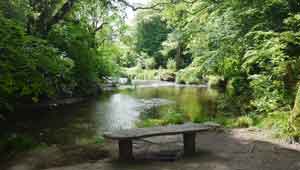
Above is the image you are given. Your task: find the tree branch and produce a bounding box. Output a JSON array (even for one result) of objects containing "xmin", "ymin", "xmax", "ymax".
[
  {"xmin": 116, "ymin": 0, "xmax": 172, "ymax": 11},
  {"xmin": 94, "ymin": 22, "xmax": 109, "ymax": 33},
  {"xmin": 46, "ymin": 0, "xmax": 78, "ymax": 33}
]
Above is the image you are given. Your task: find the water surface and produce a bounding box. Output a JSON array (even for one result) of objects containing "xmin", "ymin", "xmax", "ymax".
[{"xmin": 5, "ymin": 83, "xmax": 219, "ymax": 145}]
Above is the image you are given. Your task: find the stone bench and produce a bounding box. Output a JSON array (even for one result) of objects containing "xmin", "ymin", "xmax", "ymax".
[{"xmin": 103, "ymin": 122, "xmax": 220, "ymax": 160}]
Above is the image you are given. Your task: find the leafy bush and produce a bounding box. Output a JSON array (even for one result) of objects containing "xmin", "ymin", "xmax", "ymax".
[
  {"xmin": 257, "ymin": 111, "xmax": 293, "ymax": 139},
  {"xmin": 234, "ymin": 116, "xmax": 254, "ymax": 128},
  {"xmin": 0, "ymin": 134, "xmax": 36, "ymax": 157},
  {"xmin": 144, "ymin": 58, "xmax": 156, "ymax": 69},
  {"xmin": 135, "ymin": 70, "xmax": 158, "ymax": 80},
  {"xmin": 166, "ymin": 58, "xmax": 176, "ymax": 71},
  {"xmin": 136, "ymin": 111, "xmax": 185, "ymax": 127},
  {"xmin": 122, "ymin": 68, "xmax": 175, "ymax": 81},
  {"xmin": 0, "ymin": 16, "xmax": 73, "ymax": 110},
  {"xmin": 48, "ymin": 23, "xmax": 99, "ymax": 95},
  {"xmin": 162, "ymin": 111, "xmax": 185, "ymax": 124},
  {"xmin": 208, "ymin": 76, "xmax": 225, "ymax": 89},
  {"xmin": 176, "ymin": 67, "xmax": 203, "ymax": 84},
  {"xmin": 136, "ymin": 119, "xmax": 165, "ymax": 127}
]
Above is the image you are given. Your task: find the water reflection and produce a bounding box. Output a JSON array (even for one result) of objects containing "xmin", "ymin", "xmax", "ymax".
[
  {"xmin": 95, "ymin": 94, "xmax": 141, "ymax": 130},
  {"xmin": 123, "ymin": 86, "xmax": 219, "ymax": 122},
  {"xmin": 5, "ymin": 85, "xmax": 219, "ymax": 145}
]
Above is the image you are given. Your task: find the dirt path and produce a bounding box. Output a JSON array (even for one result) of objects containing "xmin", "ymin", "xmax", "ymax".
[{"xmin": 4, "ymin": 128, "xmax": 300, "ymax": 170}]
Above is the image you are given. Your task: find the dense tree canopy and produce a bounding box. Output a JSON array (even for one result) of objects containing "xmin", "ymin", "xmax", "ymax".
[
  {"xmin": 0, "ymin": 0, "xmax": 128, "ymax": 111},
  {"xmin": 150, "ymin": 0, "xmax": 300, "ymax": 139},
  {"xmin": 134, "ymin": 13, "xmax": 171, "ymax": 67},
  {"xmin": 1, "ymin": 0, "xmax": 300, "ymax": 141}
]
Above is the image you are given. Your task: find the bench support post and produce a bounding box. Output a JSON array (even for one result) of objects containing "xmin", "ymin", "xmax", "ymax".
[
  {"xmin": 183, "ymin": 133, "xmax": 196, "ymax": 155},
  {"xmin": 118, "ymin": 139, "xmax": 133, "ymax": 160}
]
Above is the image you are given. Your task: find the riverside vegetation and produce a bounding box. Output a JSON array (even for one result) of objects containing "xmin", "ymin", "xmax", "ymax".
[
  {"xmin": 1, "ymin": 0, "xmax": 300, "ymax": 162},
  {"xmin": 122, "ymin": 0, "xmax": 300, "ymax": 142}
]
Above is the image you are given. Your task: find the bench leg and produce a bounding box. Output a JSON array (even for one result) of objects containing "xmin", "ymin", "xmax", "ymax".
[
  {"xmin": 118, "ymin": 139, "xmax": 133, "ymax": 160},
  {"xmin": 183, "ymin": 133, "xmax": 196, "ymax": 155}
]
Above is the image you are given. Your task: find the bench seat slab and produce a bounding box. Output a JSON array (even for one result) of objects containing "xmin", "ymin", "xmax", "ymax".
[{"xmin": 104, "ymin": 122, "xmax": 219, "ymax": 140}]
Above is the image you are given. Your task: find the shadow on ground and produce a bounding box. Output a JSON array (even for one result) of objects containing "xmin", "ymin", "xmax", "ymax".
[{"xmin": 4, "ymin": 129, "xmax": 300, "ymax": 170}]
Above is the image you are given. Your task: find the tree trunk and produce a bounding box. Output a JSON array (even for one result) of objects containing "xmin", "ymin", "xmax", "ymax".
[
  {"xmin": 175, "ymin": 43, "xmax": 183, "ymax": 71},
  {"xmin": 290, "ymin": 83, "xmax": 300, "ymax": 140},
  {"xmin": 28, "ymin": 0, "xmax": 78, "ymax": 36}
]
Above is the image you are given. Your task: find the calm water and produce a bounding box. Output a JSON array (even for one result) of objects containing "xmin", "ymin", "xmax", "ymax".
[{"xmin": 6, "ymin": 84, "xmax": 220, "ymax": 145}]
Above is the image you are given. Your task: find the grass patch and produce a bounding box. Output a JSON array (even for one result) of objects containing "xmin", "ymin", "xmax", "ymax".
[
  {"xmin": 136, "ymin": 109, "xmax": 296, "ymax": 142},
  {"xmin": 136, "ymin": 111, "xmax": 186, "ymax": 127},
  {"xmin": 136, "ymin": 119, "xmax": 166, "ymax": 127}
]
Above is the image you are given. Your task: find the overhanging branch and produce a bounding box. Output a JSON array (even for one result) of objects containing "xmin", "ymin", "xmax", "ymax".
[{"xmin": 116, "ymin": 0, "xmax": 173, "ymax": 11}]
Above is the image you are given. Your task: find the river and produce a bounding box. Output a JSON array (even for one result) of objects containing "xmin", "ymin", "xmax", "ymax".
[{"xmin": 4, "ymin": 81, "xmax": 220, "ymax": 146}]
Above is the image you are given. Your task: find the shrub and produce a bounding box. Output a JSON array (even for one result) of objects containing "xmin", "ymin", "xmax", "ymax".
[
  {"xmin": 234, "ymin": 116, "xmax": 254, "ymax": 128},
  {"xmin": 176, "ymin": 67, "xmax": 203, "ymax": 84},
  {"xmin": 257, "ymin": 111, "xmax": 293, "ymax": 139},
  {"xmin": 0, "ymin": 134, "xmax": 36, "ymax": 155},
  {"xmin": 136, "ymin": 70, "xmax": 158, "ymax": 80},
  {"xmin": 208, "ymin": 75, "xmax": 225, "ymax": 88},
  {"xmin": 136, "ymin": 119, "xmax": 165, "ymax": 127},
  {"xmin": 0, "ymin": 16, "xmax": 74, "ymax": 110},
  {"xmin": 162, "ymin": 111, "xmax": 185, "ymax": 124},
  {"xmin": 136, "ymin": 111, "xmax": 185, "ymax": 127},
  {"xmin": 144, "ymin": 58, "xmax": 156, "ymax": 69},
  {"xmin": 166, "ymin": 58, "xmax": 176, "ymax": 71}
]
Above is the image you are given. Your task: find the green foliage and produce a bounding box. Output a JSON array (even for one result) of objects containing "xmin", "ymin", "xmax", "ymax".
[
  {"xmin": 136, "ymin": 111, "xmax": 185, "ymax": 127},
  {"xmin": 166, "ymin": 58, "xmax": 176, "ymax": 71},
  {"xmin": 122, "ymin": 67, "xmax": 176, "ymax": 81},
  {"xmin": 48, "ymin": 22, "xmax": 120, "ymax": 95},
  {"xmin": 234, "ymin": 116, "xmax": 254, "ymax": 128},
  {"xmin": 208, "ymin": 76, "xmax": 225, "ymax": 89},
  {"xmin": 118, "ymin": 50, "xmax": 137, "ymax": 67},
  {"xmin": 0, "ymin": 0, "xmax": 28, "ymax": 23},
  {"xmin": 151, "ymin": 0, "xmax": 300, "ymax": 139},
  {"xmin": 94, "ymin": 136, "xmax": 105, "ymax": 144},
  {"xmin": 134, "ymin": 69, "xmax": 157, "ymax": 80},
  {"xmin": 191, "ymin": 115, "xmax": 235, "ymax": 128},
  {"xmin": 0, "ymin": 16, "xmax": 73, "ymax": 110},
  {"xmin": 122, "ymin": 67, "xmax": 158, "ymax": 80},
  {"xmin": 144, "ymin": 58, "xmax": 156, "ymax": 69},
  {"xmin": 0, "ymin": 1, "xmax": 122, "ymax": 111},
  {"xmin": 136, "ymin": 119, "xmax": 165, "ymax": 128},
  {"xmin": 176, "ymin": 67, "xmax": 202, "ymax": 84},
  {"xmin": 162, "ymin": 111, "xmax": 185, "ymax": 125},
  {"xmin": 122, "ymin": 67, "xmax": 142, "ymax": 80},
  {"xmin": 48, "ymin": 23, "xmax": 98, "ymax": 90},
  {"xmin": 257, "ymin": 111, "xmax": 291, "ymax": 139},
  {"xmin": 0, "ymin": 134, "xmax": 36, "ymax": 157},
  {"xmin": 134, "ymin": 14, "xmax": 172, "ymax": 66},
  {"xmin": 290, "ymin": 84, "xmax": 300, "ymax": 140},
  {"xmin": 2, "ymin": 0, "xmax": 300, "ymax": 142}
]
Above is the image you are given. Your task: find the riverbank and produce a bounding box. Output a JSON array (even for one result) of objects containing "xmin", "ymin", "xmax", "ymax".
[
  {"xmin": 3, "ymin": 128, "xmax": 300, "ymax": 170},
  {"xmin": 14, "ymin": 97, "xmax": 88, "ymax": 111},
  {"xmin": 117, "ymin": 80, "xmax": 207, "ymax": 90}
]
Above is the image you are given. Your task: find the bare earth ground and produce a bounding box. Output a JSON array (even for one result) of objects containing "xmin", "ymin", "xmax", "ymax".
[{"xmin": 3, "ymin": 128, "xmax": 300, "ymax": 170}]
